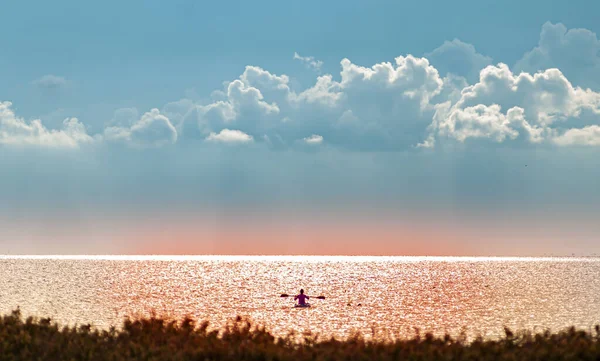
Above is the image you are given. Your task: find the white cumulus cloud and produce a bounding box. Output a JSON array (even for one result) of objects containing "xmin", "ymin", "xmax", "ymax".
[
  {"xmin": 0, "ymin": 101, "xmax": 94, "ymax": 148},
  {"xmin": 515, "ymin": 22, "xmax": 600, "ymax": 90},
  {"xmin": 426, "ymin": 39, "xmax": 492, "ymax": 83},
  {"xmin": 430, "ymin": 63, "xmax": 600, "ymax": 146},
  {"xmin": 553, "ymin": 125, "xmax": 600, "ymax": 146},
  {"xmin": 169, "ymin": 55, "xmax": 445, "ymax": 150},
  {"xmin": 217, "ymin": 55, "xmax": 439, "ymax": 150},
  {"xmin": 206, "ymin": 129, "xmax": 253, "ymax": 143},
  {"xmin": 104, "ymin": 108, "xmax": 177, "ymax": 148},
  {"xmin": 303, "ymin": 134, "xmax": 323, "ymax": 145}
]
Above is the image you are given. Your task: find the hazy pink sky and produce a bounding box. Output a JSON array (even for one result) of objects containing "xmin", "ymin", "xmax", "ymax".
[{"xmin": 2, "ymin": 206, "xmax": 598, "ymax": 256}]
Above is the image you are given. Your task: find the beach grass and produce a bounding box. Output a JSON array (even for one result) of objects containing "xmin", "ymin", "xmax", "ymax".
[{"xmin": 2, "ymin": 308, "xmax": 600, "ymax": 360}]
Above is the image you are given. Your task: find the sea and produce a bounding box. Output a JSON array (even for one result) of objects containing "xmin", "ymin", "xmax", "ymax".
[{"xmin": 1, "ymin": 256, "xmax": 600, "ymax": 340}]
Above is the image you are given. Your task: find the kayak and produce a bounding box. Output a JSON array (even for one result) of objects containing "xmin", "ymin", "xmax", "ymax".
[{"xmin": 294, "ymin": 303, "xmax": 311, "ymax": 308}]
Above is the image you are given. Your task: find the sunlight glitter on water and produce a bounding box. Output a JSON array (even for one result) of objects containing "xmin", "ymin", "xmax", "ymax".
[{"xmin": 1, "ymin": 256, "xmax": 600, "ymax": 340}]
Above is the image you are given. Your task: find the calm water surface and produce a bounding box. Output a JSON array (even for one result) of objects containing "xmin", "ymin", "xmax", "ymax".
[{"xmin": 1, "ymin": 256, "xmax": 600, "ymax": 340}]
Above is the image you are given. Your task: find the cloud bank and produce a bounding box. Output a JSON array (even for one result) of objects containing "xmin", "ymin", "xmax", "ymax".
[{"xmin": 2, "ymin": 22, "xmax": 599, "ymax": 152}]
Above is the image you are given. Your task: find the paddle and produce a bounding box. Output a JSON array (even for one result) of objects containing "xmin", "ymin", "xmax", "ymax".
[{"xmin": 280, "ymin": 293, "xmax": 325, "ymax": 300}]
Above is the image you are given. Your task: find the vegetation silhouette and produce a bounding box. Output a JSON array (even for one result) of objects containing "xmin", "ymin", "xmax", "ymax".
[{"xmin": 2, "ymin": 308, "xmax": 600, "ymax": 360}]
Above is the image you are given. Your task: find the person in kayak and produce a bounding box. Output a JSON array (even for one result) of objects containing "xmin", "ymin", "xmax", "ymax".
[{"xmin": 294, "ymin": 289, "xmax": 310, "ymax": 306}]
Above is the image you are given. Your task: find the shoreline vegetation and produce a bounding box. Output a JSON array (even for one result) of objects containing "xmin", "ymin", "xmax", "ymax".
[{"xmin": 2, "ymin": 309, "xmax": 600, "ymax": 360}]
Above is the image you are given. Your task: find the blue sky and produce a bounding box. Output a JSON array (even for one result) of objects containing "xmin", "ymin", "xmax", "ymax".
[
  {"xmin": 1, "ymin": 0, "xmax": 600, "ymax": 255},
  {"xmin": 2, "ymin": 0, "xmax": 599, "ymax": 125}
]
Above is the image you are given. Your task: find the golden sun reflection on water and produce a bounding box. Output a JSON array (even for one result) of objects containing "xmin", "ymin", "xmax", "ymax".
[{"xmin": 1, "ymin": 256, "xmax": 600, "ymax": 340}]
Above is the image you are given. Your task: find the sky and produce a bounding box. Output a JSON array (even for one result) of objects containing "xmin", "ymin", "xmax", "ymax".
[{"xmin": 1, "ymin": 0, "xmax": 600, "ymax": 255}]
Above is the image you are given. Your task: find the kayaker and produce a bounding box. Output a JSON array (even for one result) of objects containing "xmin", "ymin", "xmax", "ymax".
[{"xmin": 294, "ymin": 289, "xmax": 310, "ymax": 306}]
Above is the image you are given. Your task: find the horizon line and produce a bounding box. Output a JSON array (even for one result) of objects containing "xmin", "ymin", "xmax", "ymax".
[{"xmin": 0, "ymin": 255, "xmax": 597, "ymax": 262}]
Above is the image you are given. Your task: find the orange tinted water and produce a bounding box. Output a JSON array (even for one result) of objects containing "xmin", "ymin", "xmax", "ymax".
[{"xmin": 1, "ymin": 256, "xmax": 600, "ymax": 340}]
